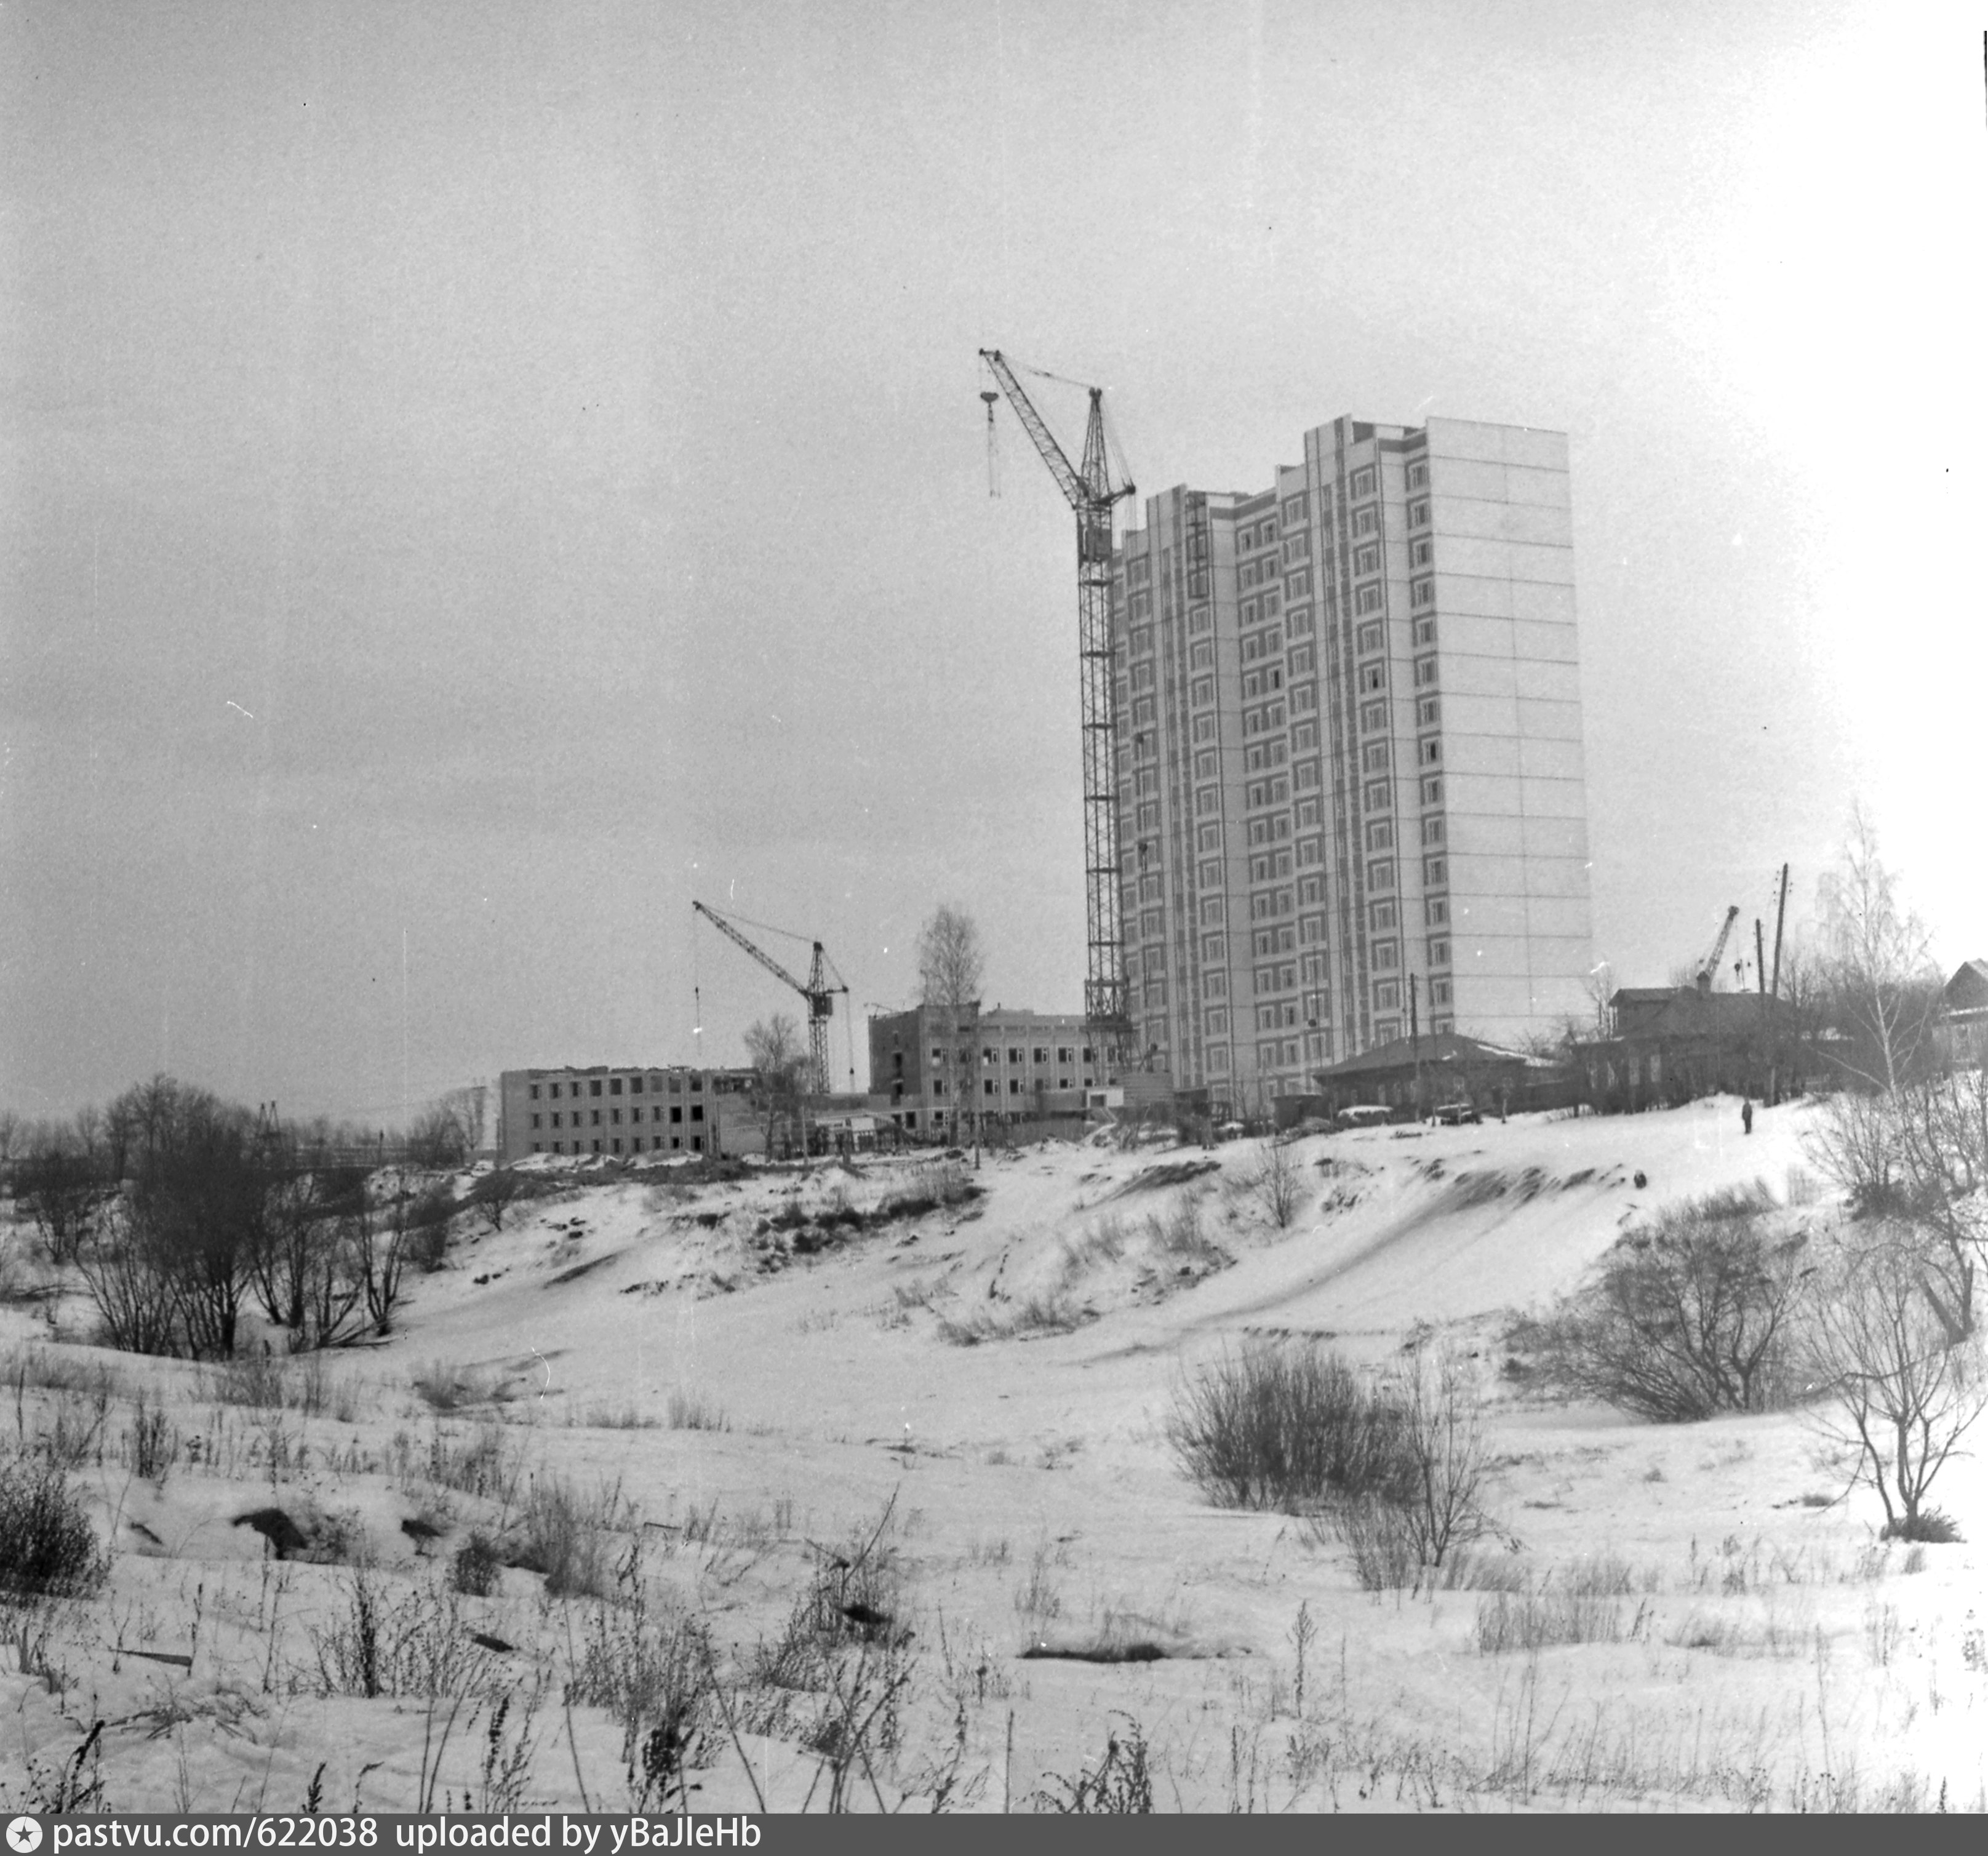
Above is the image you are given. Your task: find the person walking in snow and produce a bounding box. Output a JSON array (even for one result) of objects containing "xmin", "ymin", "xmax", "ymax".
[{"xmin": 1741, "ymin": 1098, "xmax": 1754, "ymax": 1136}]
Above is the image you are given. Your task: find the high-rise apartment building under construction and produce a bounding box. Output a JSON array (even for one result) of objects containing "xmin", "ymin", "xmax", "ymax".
[{"xmin": 1111, "ymin": 415, "xmax": 1592, "ymax": 1103}]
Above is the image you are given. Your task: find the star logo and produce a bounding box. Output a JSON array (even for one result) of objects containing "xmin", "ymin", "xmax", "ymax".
[{"xmin": 8, "ymin": 1819, "xmax": 44, "ymax": 1854}]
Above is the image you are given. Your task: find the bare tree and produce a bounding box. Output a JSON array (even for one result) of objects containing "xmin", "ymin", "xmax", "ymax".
[
  {"xmin": 16, "ymin": 1134, "xmax": 102, "ymax": 1265},
  {"xmin": 916, "ymin": 905, "xmax": 985, "ymax": 1154},
  {"xmin": 406, "ymin": 1102, "xmax": 471, "ymax": 1169},
  {"xmin": 744, "ymin": 1012, "xmax": 808, "ymax": 1156},
  {"xmin": 249, "ymin": 1163, "xmax": 369, "ymax": 1349},
  {"xmin": 126, "ymin": 1092, "xmax": 266, "ymax": 1358},
  {"xmin": 1807, "ymin": 1225, "xmax": 1987, "ymax": 1540},
  {"xmin": 1391, "ymin": 1345, "xmax": 1493, "ymax": 1569},
  {"xmin": 1818, "ymin": 804, "xmax": 1942, "ymax": 1094},
  {"xmin": 1245, "ymin": 1135, "xmax": 1303, "ymax": 1231}
]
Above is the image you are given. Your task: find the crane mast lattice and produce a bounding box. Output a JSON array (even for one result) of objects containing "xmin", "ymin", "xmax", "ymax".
[
  {"xmin": 692, "ymin": 901, "xmax": 849, "ymax": 1095},
  {"xmin": 978, "ymin": 348, "xmax": 1137, "ymax": 1059}
]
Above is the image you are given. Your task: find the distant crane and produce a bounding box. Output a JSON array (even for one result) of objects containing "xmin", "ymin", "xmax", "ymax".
[
  {"xmin": 978, "ymin": 348, "xmax": 1138, "ymax": 1061},
  {"xmin": 1698, "ymin": 905, "xmax": 1741, "ymax": 990},
  {"xmin": 692, "ymin": 902, "xmax": 852, "ymax": 1094}
]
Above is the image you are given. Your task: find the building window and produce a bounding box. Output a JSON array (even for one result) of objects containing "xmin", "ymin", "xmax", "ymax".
[
  {"xmin": 1352, "ymin": 506, "xmax": 1378, "ymax": 537},
  {"xmin": 590, "ymin": 1080, "xmax": 602, "ymax": 1097},
  {"xmin": 1407, "ymin": 462, "xmax": 1428, "ymax": 489},
  {"xmin": 549, "ymin": 1082, "xmax": 561, "ymax": 1100},
  {"xmin": 610, "ymin": 1078, "xmax": 623, "ymax": 1095},
  {"xmin": 1362, "ymin": 741, "xmax": 1390, "ymax": 774},
  {"xmin": 1368, "ymin": 859, "xmax": 1395, "ymax": 890},
  {"xmin": 1409, "ymin": 500, "xmax": 1429, "ymax": 527},
  {"xmin": 1354, "ymin": 545, "xmax": 1380, "ymax": 577},
  {"xmin": 1365, "ymin": 819, "xmax": 1394, "ymax": 851},
  {"xmin": 530, "ymin": 1113, "xmax": 541, "ymax": 1129},
  {"xmin": 1421, "ymin": 775, "xmax": 1443, "ymax": 805},
  {"xmin": 529, "ymin": 1084, "xmax": 541, "ymax": 1100},
  {"xmin": 1359, "ymin": 665, "xmax": 1386, "ymax": 695},
  {"xmin": 1424, "ymin": 855, "xmax": 1448, "ymax": 884},
  {"xmin": 1410, "ymin": 537, "xmax": 1432, "ymax": 567},
  {"xmin": 1033, "ymin": 1047, "xmax": 1049, "ymax": 1063},
  {"xmin": 1419, "ymin": 737, "xmax": 1442, "ymax": 766},
  {"xmin": 611, "ymin": 1108, "xmax": 622, "ymax": 1125},
  {"xmin": 1365, "ymin": 780, "xmax": 1390, "ymax": 812},
  {"xmin": 1374, "ymin": 980, "xmax": 1401, "ymax": 1010},
  {"xmin": 1350, "ymin": 466, "xmax": 1376, "ymax": 497},
  {"xmin": 1373, "ymin": 940, "xmax": 1399, "ymax": 970},
  {"xmin": 1360, "ymin": 700, "xmax": 1387, "ymax": 732},
  {"xmin": 1356, "ymin": 621, "xmax": 1384, "ymax": 655},
  {"xmin": 1411, "ymin": 579, "xmax": 1434, "ymax": 609},
  {"xmin": 1371, "ymin": 900, "xmax": 1398, "ymax": 930},
  {"xmin": 1415, "ymin": 657, "xmax": 1439, "ymax": 687},
  {"xmin": 1413, "ymin": 615, "xmax": 1437, "ymax": 646},
  {"xmin": 1356, "ymin": 585, "xmax": 1383, "ymax": 614},
  {"xmin": 1191, "ymin": 677, "xmax": 1214, "ymax": 706},
  {"xmin": 1422, "ymin": 815, "xmax": 1446, "ymax": 846},
  {"xmin": 1429, "ymin": 935, "xmax": 1451, "ymax": 965}
]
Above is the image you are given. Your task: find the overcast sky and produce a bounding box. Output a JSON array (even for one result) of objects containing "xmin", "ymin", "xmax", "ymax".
[{"xmin": 4, "ymin": 0, "xmax": 1982, "ymax": 1126}]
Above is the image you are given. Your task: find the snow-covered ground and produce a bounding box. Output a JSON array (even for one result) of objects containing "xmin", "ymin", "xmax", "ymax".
[{"xmin": 3, "ymin": 1094, "xmax": 1983, "ymax": 1813}]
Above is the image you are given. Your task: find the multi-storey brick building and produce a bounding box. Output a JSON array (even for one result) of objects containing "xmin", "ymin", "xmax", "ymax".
[
  {"xmin": 1112, "ymin": 415, "xmax": 1592, "ymax": 1105},
  {"xmin": 868, "ymin": 1006, "xmax": 1120, "ymax": 1136},
  {"xmin": 495, "ymin": 1064, "xmax": 756, "ymax": 1163}
]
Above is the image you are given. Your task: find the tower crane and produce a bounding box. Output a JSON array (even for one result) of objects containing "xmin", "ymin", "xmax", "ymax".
[
  {"xmin": 1696, "ymin": 905, "xmax": 1740, "ymax": 990},
  {"xmin": 978, "ymin": 348, "xmax": 1138, "ymax": 1060},
  {"xmin": 692, "ymin": 902, "xmax": 851, "ymax": 1094}
]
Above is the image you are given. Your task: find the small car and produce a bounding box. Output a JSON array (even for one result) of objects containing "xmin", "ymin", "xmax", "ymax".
[
  {"xmin": 1334, "ymin": 1104, "xmax": 1395, "ymax": 1130},
  {"xmin": 1430, "ymin": 1101, "xmax": 1482, "ymax": 1126}
]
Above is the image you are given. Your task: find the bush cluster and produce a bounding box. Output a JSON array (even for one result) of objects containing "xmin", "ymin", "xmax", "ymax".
[
  {"xmin": 0, "ymin": 1454, "xmax": 108, "ymax": 1598},
  {"xmin": 1167, "ymin": 1343, "xmax": 1415, "ymax": 1512},
  {"xmin": 1515, "ymin": 1185, "xmax": 1809, "ymax": 1421}
]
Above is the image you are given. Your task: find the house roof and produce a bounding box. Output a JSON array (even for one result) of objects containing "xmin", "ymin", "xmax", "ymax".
[
  {"xmin": 1615, "ymin": 987, "xmax": 1789, "ymax": 1042},
  {"xmin": 1312, "ymin": 1030, "xmax": 1538, "ymax": 1083},
  {"xmin": 1944, "ymin": 959, "xmax": 1988, "ymax": 1012}
]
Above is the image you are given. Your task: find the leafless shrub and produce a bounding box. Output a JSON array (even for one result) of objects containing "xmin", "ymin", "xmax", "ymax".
[
  {"xmin": 514, "ymin": 1473, "xmax": 626, "ymax": 1599},
  {"xmin": 1515, "ymin": 1185, "xmax": 1810, "ymax": 1420},
  {"xmin": 309, "ymin": 1566, "xmax": 500, "ymax": 1700},
  {"xmin": 1245, "ymin": 1137, "xmax": 1304, "ymax": 1231},
  {"xmin": 406, "ymin": 1420, "xmax": 527, "ymax": 1510},
  {"xmin": 665, "ymin": 1388, "xmax": 727, "ymax": 1431},
  {"xmin": 1167, "ymin": 1342, "xmax": 1413, "ymax": 1511},
  {"xmin": 567, "ymin": 1547, "xmax": 713, "ymax": 1812},
  {"xmin": 0, "ymin": 1452, "xmax": 108, "ymax": 1598},
  {"xmin": 1475, "ymin": 1587, "xmax": 1626, "ymax": 1654}
]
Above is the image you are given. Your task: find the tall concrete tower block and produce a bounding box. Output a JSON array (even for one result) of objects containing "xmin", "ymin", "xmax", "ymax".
[{"xmin": 1110, "ymin": 413, "xmax": 1593, "ymax": 1103}]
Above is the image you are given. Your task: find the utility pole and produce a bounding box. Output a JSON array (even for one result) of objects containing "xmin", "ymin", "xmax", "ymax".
[{"xmin": 1410, "ymin": 975, "xmax": 1424, "ymax": 1121}]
